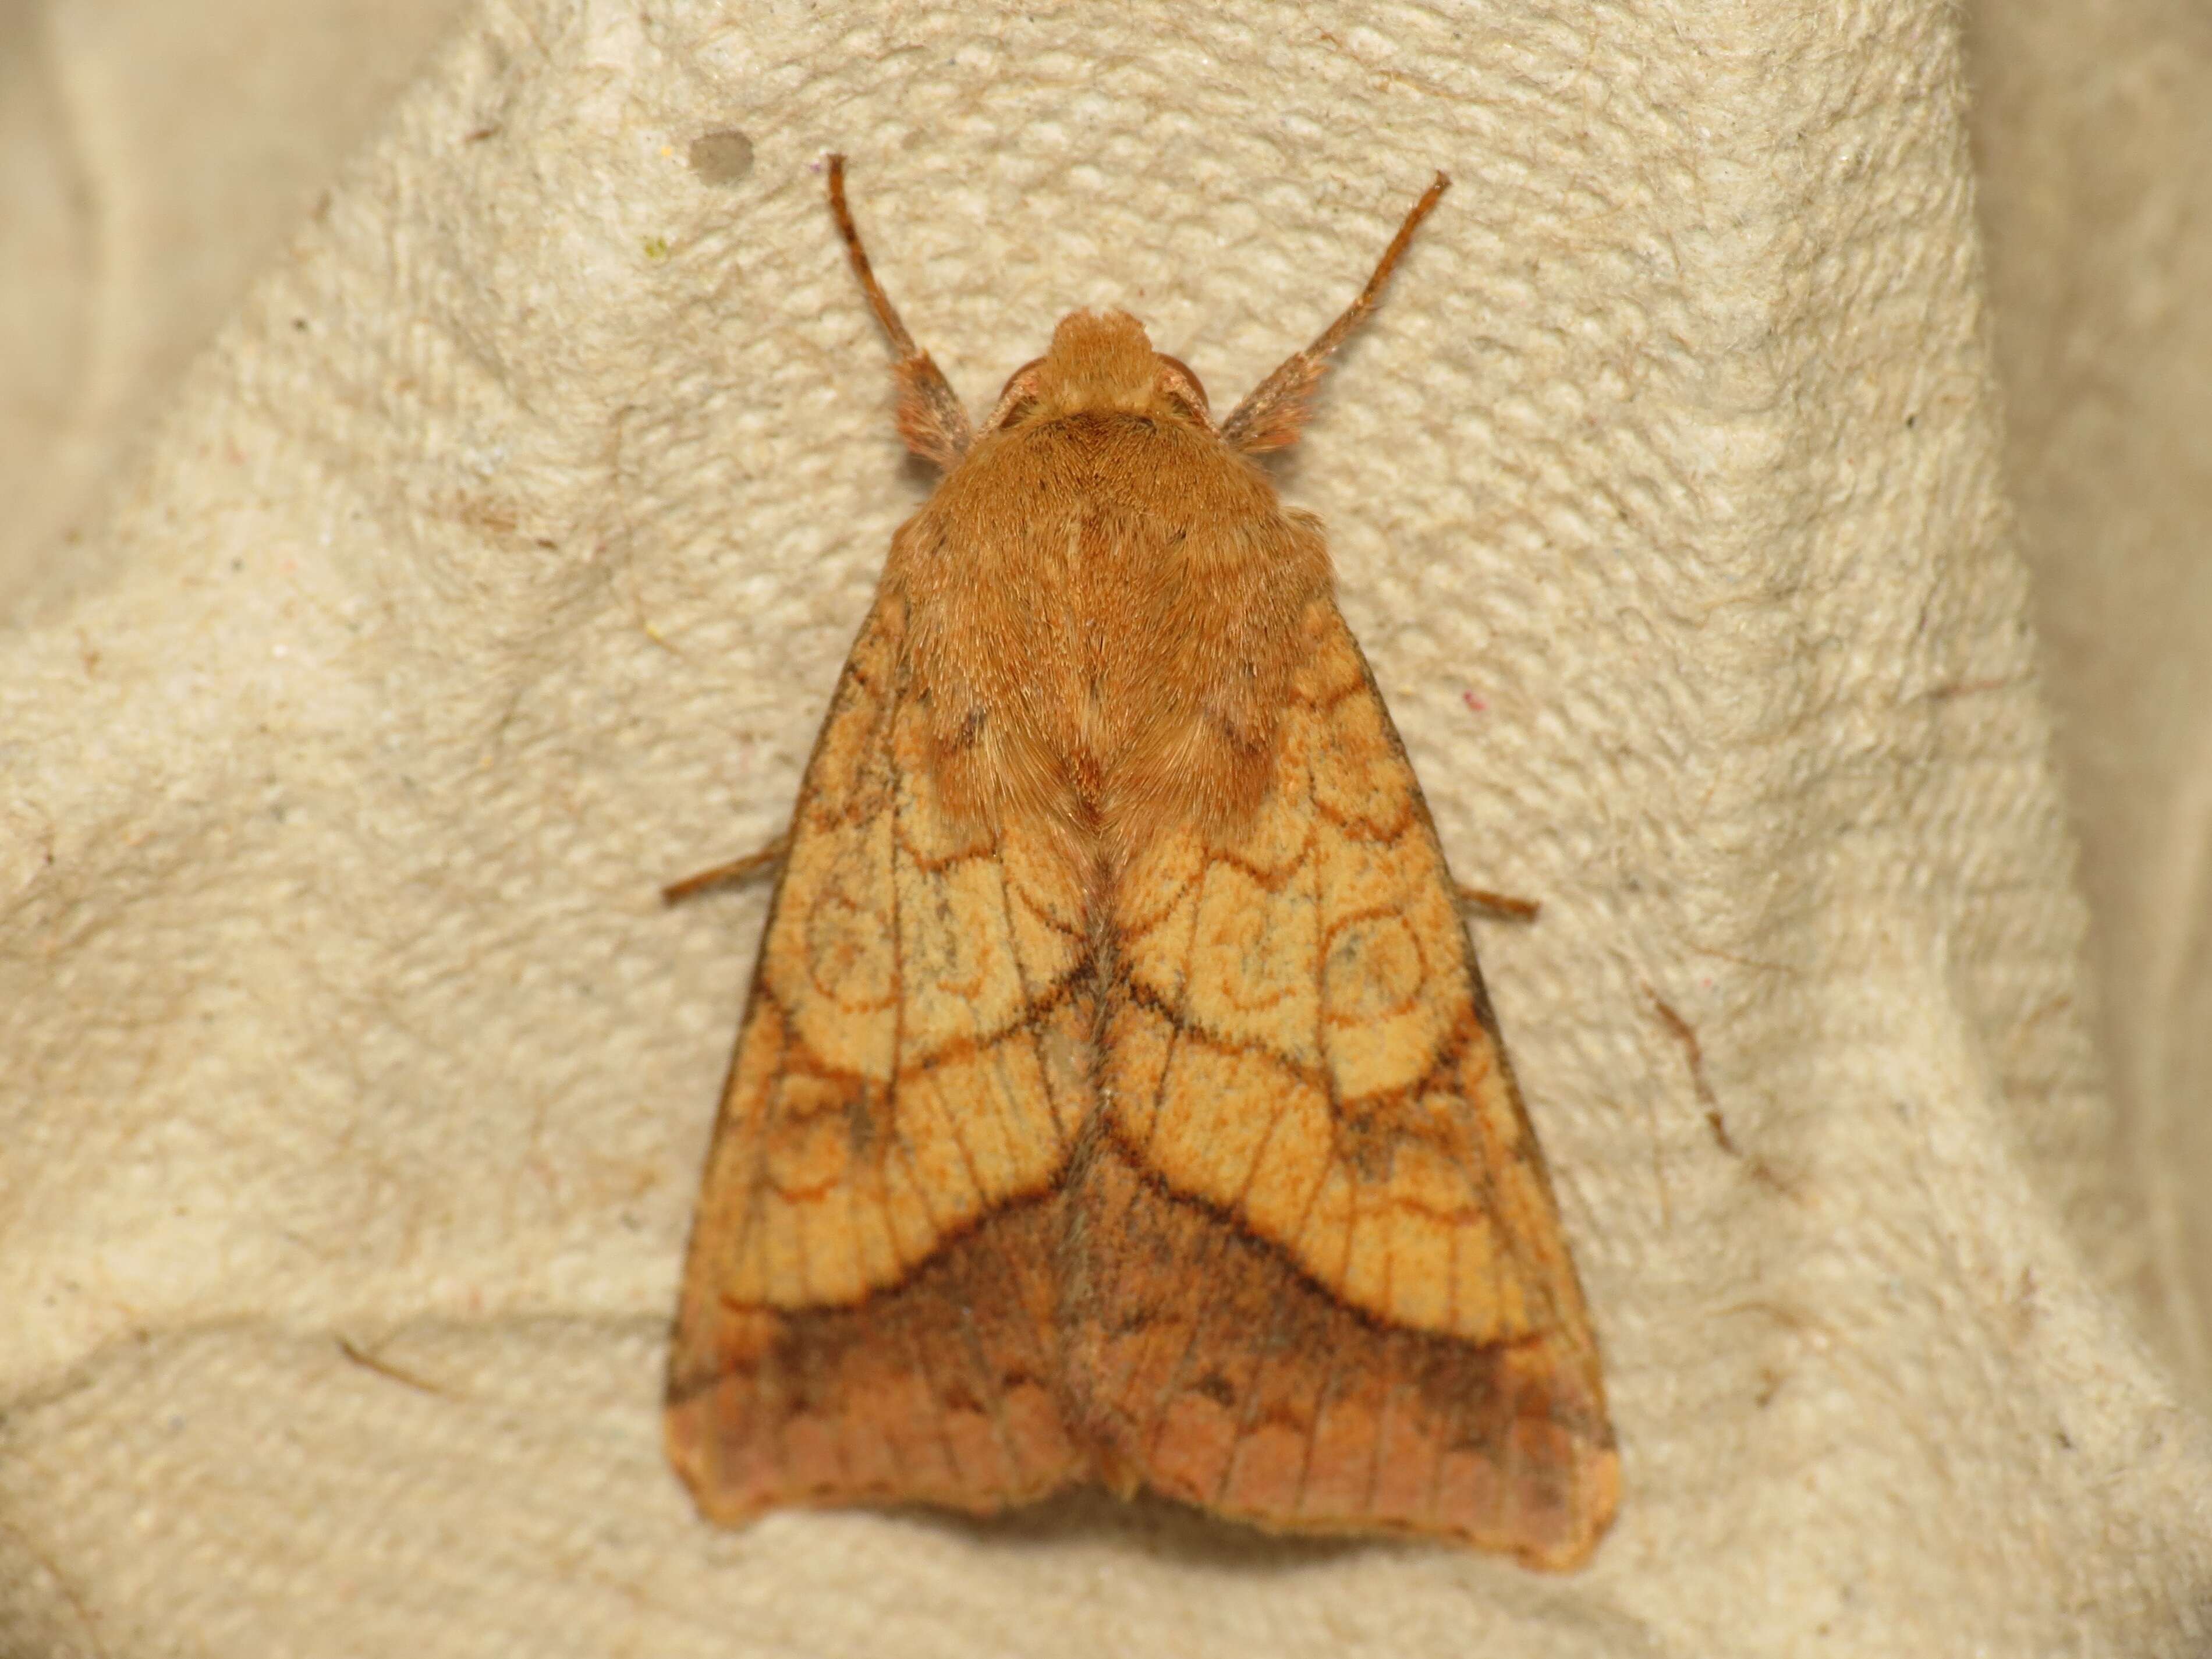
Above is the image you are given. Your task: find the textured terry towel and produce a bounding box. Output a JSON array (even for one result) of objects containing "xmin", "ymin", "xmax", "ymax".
[{"xmin": 3, "ymin": 1, "xmax": 2211, "ymax": 1655}]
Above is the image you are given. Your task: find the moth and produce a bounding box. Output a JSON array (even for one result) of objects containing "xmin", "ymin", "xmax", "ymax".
[{"xmin": 665, "ymin": 157, "xmax": 1618, "ymax": 1569}]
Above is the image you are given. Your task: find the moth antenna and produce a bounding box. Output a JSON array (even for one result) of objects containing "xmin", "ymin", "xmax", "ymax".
[
  {"xmin": 1222, "ymin": 171, "xmax": 1450, "ymax": 455},
  {"xmin": 826, "ymin": 154, "xmax": 974, "ymax": 468}
]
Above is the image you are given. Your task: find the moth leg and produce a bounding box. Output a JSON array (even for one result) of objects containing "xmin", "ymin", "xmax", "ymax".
[
  {"xmin": 1222, "ymin": 171, "xmax": 1451, "ymax": 455},
  {"xmin": 660, "ymin": 828, "xmax": 792, "ymax": 905},
  {"xmin": 825, "ymin": 154, "xmax": 974, "ymax": 469},
  {"xmin": 1453, "ymin": 882, "xmax": 1541, "ymax": 923}
]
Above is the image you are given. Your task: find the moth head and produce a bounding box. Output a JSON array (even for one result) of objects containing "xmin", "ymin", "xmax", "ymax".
[
  {"xmin": 977, "ymin": 310, "xmax": 1214, "ymax": 438},
  {"xmin": 828, "ymin": 158, "xmax": 1448, "ymax": 469}
]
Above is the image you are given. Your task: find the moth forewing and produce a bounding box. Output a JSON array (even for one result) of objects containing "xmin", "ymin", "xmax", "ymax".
[{"xmin": 665, "ymin": 158, "xmax": 1617, "ymax": 1569}]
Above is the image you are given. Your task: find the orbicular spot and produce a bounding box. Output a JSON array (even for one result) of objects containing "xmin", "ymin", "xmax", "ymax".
[
  {"xmin": 802, "ymin": 863, "xmax": 896, "ymax": 1011},
  {"xmin": 1203, "ymin": 898, "xmax": 1298, "ymax": 1011},
  {"xmin": 1189, "ymin": 862, "xmax": 1317, "ymax": 1046},
  {"xmin": 1323, "ymin": 911, "xmax": 1425, "ymax": 1024},
  {"xmin": 896, "ymin": 873, "xmax": 1039, "ymax": 1074}
]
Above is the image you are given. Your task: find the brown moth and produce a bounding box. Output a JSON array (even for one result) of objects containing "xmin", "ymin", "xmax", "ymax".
[{"xmin": 664, "ymin": 157, "xmax": 1618, "ymax": 1569}]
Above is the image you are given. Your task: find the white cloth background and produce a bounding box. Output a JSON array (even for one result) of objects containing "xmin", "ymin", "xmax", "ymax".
[{"xmin": 3, "ymin": 1, "xmax": 2209, "ymax": 1654}]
